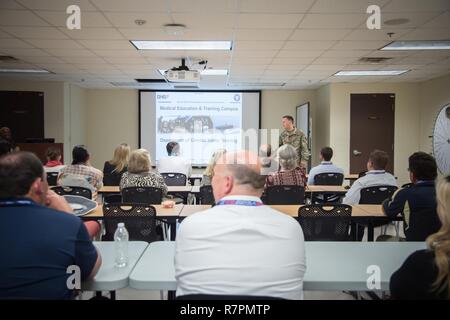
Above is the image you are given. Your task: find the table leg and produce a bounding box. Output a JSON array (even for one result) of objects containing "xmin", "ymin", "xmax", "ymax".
[
  {"xmin": 110, "ymin": 291, "xmax": 116, "ymax": 300},
  {"xmin": 170, "ymin": 220, "xmax": 177, "ymax": 241},
  {"xmin": 368, "ymin": 221, "xmax": 374, "ymax": 242},
  {"xmin": 168, "ymin": 291, "xmax": 176, "ymax": 300}
]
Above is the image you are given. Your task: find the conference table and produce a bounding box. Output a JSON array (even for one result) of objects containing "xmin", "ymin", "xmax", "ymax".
[
  {"xmin": 82, "ymin": 241, "xmax": 148, "ymax": 299},
  {"xmin": 98, "ymin": 186, "xmax": 193, "ymax": 194},
  {"xmin": 129, "ymin": 241, "xmax": 426, "ymax": 297}
]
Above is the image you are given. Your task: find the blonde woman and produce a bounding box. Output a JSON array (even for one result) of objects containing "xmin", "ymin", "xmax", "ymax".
[
  {"xmin": 201, "ymin": 149, "xmax": 227, "ymax": 186},
  {"xmin": 103, "ymin": 143, "xmax": 130, "ymax": 186},
  {"xmin": 390, "ymin": 175, "xmax": 449, "ymax": 299},
  {"xmin": 120, "ymin": 149, "xmax": 168, "ymax": 198}
]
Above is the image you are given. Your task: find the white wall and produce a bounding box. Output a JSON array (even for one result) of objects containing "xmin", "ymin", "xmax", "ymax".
[
  {"xmin": 65, "ymin": 83, "xmax": 88, "ymax": 162},
  {"xmin": 315, "ymin": 84, "xmax": 331, "ymax": 165},
  {"xmin": 328, "ymin": 82, "xmax": 421, "ymax": 185}
]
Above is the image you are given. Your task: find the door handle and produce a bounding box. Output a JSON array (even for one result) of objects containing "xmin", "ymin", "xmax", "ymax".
[{"xmin": 353, "ymin": 149, "xmax": 362, "ymax": 156}]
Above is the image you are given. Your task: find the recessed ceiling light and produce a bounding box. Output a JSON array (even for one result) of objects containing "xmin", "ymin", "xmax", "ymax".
[
  {"xmin": 131, "ymin": 40, "xmax": 232, "ymax": 50},
  {"xmin": 158, "ymin": 69, "xmax": 228, "ymax": 76},
  {"xmin": 0, "ymin": 68, "xmax": 49, "ymax": 73},
  {"xmin": 134, "ymin": 19, "xmax": 146, "ymax": 26},
  {"xmin": 334, "ymin": 70, "xmax": 408, "ymax": 76},
  {"xmin": 384, "ymin": 18, "xmax": 410, "ymax": 26},
  {"xmin": 381, "ymin": 41, "xmax": 450, "ymax": 50}
]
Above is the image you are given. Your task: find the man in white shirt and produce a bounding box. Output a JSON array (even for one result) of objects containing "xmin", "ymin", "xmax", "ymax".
[
  {"xmin": 175, "ymin": 150, "xmax": 306, "ymax": 300},
  {"xmin": 343, "ymin": 149, "xmax": 397, "ymax": 205},
  {"xmin": 307, "ymin": 147, "xmax": 344, "ymax": 185},
  {"xmin": 157, "ymin": 141, "xmax": 192, "ymax": 181}
]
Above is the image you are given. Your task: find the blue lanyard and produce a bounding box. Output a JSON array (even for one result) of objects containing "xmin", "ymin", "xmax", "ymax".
[
  {"xmin": 0, "ymin": 199, "xmax": 35, "ymax": 207},
  {"xmin": 216, "ymin": 199, "xmax": 264, "ymax": 206}
]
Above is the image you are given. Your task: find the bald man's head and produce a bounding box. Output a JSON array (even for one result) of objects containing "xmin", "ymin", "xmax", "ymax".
[{"xmin": 212, "ymin": 151, "xmax": 266, "ymax": 200}]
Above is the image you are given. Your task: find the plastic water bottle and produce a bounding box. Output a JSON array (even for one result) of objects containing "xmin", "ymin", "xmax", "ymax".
[{"xmin": 114, "ymin": 222, "xmax": 129, "ymax": 268}]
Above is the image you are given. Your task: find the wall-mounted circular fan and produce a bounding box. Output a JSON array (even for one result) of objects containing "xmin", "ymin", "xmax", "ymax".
[{"xmin": 433, "ymin": 103, "xmax": 450, "ymax": 175}]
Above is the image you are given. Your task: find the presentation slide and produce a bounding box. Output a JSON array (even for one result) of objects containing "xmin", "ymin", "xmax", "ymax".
[{"xmin": 140, "ymin": 91, "xmax": 260, "ymax": 166}]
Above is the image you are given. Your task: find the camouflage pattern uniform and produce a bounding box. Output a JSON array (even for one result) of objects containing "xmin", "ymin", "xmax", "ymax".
[{"xmin": 279, "ymin": 128, "xmax": 310, "ymax": 164}]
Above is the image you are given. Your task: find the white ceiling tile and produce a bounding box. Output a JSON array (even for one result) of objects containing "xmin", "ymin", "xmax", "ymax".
[
  {"xmin": 35, "ymin": 11, "xmax": 112, "ymax": 27},
  {"xmin": 1, "ymin": 26, "xmax": 69, "ymax": 39},
  {"xmin": 92, "ymin": 49, "xmax": 140, "ymax": 57},
  {"xmin": 290, "ymin": 29, "xmax": 350, "ymax": 41},
  {"xmin": 232, "ymin": 50, "xmax": 278, "ymax": 58},
  {"xmin": 172, "ymin": 14, "xmax": 236, "ymax": 29},
  {"xmin": 235, "ymin": 29, "xmax": 292, "ymax": 41},
  {"xmin": 321, "ymin": 50, "xmax": 372, "ymax": 58},
  {"xmin": 240, "ymin": 0, "xmax": 315, "ymax": 13},
  {"xmin": 331, "ymin": 40, "xmax": 389, "ymax": 50},
  {"xmin": 344, "ymin": 29, "xmax": 412, "ymax": 41},
  {"xmin": 0, "ymin": 38, "xmax": 34, "ymax": 49},
  {"xmin": 0, "ymin": 10, "xmax": 49, "ymax": 26},
  {"xmin": 119, "ymin": 28, "xmax": 233, "ymax": 40},
  {"xmin": 283, "ymin": 41, "xmax": 336, "ymax": 50},
  {"xmin": 266, "ymin": 64, "xmax": 307, "ymax": 71},
  {"xmin": 61, "ymin": 27, "xmax": 125, "ymax": 40},
  {"xmin": 25, "ymin": 39, "xmax": 83, "ymax": 49},
  {"xmin": 0, "ymin": 29, "xmax": 14, "ymax": 38},
  {"xmin": 0, "ymin": 48, "xmax": 50, "ymax": 56},
  {"xmin": 299, "ymin": 14, "xmax": 366, "ymax": 29},
  {"xmin": 276, "ymin": 50, "xmax": 325, "ymax": 58},
  {"xmin": 0, "ymin": 0, "xmax": 25, "ymax": 9},
  {"xmin": 401, "ymin": 28, "xmax": 450, "ymax": 40},
  {"xmin": 310, "ymin": 0, "xmax": 390, "ymax": 13},
  {"xmin": 171, "ymin": 0, "xmax": 237, "ymax": 12},
  {"xmin": 61, "ymin": 56, "xmax": 107, "ymax": 64},
  {"xmin": 78, "ymin": 40, "xmax": 134, "ymax": 50},
  {"xmin": 104, "ymin": 13, "xmax": 171, "ymax": 28},
  {"xmin": 399, "ymin": 56, "xmax": 445, "ymax": 65},
  {"xmin": 382, "ymin": 0, "xmax": 450, "ymax": 12},
  {"xmin": 298, "ymin": 70, "xmax": 336, "ymax": 76},
  {"xmin": 14, "ymin": 55, "xmax": 66, "ymax": 64},
  {"xmin": 90, "ymin": 0, "xmax": 168, "ymax": 12},
  {"xmin": 313, "ymin": 57, "xmax": 358, "ymax": 64},
  {"xmin": 238, "ymin": 14, "xmax": 303, "ymax": 29},
  {"xmin": 16, "ymin": 0, "xmax": 97, "ymax": 11},
  {"xmin": 234, "ymin": 41, "xmax": 284, "ymax": 50},
  {"xmin": 421, "ymin": 12, "xmax": 450, "ymax": 29},
  {"xmin": 44, "ymin": 48, "xmax": 97, "ymax": 57},
  {"xmin": 271, "ymin": 57, "xmax": 316, "ymax": 65},
  {"xmin": 104, "ymin": 56, "xmax": 148, "ymax": 64},
  {"xmin": 304, "ymin": 65, "xmax": 344, "ymax": 71},
  {"xmin": 232, "ymin": 57, "xmax": 273, "ymax": 65}
]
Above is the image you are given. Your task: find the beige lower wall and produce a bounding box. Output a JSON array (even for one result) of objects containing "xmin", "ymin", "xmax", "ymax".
[
  {"xmin": 86, "ymin": 89, "xmax": 139, "ymax": 169},
  {"xmin": 329, "ymin": 82, "xmax": 422, "ymax": 185}
]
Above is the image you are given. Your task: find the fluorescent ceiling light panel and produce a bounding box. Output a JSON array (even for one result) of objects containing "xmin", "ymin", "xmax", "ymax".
[
  {"xmin": 381, "ymin": 41, "xmax": 450, "ymax": 50},
  {"xmin": 158, "ymin": 69, "xmax": 228, "ymax": 76},
  {"xmin": 131, "ymin": 40, "xmax": 232, "ymax": 50},
  {"xmin": 334, "ymin": 70, "xmax": 408, "ymax": 76},
  {"xmin": 0, "ymin": 68, "xmax": 49, "ymax": 73}
]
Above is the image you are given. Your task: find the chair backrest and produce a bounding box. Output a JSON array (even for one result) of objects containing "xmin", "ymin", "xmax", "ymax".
[
  {"xmin": 121, "ymin": 187, "xmax": 162, "ymax": 205},
  {"xmin": 298, "ymin": 204, "xmax": 352, "ymax": 241},
  {"xmin": 51, "ymin": 186, "xmax": 92, "ymax": 199},
  {"xmin": 314, "ymin": 172, "xmax": 344, "ymax": 186},
  {"xmin": 46, "ymin": 172, "xmax": 59, "ymax": 186},
  {"xmin": 199, "ymin": 185, "xmax": 215, "ymax": 204},
  {"xmin": 265, "ymin": 185, "xmax": 305, "ymax": 205},
  {"xmin": 103, "ymin": 173, "xmax": 122, "ymax": 186},
  {"xmin": 103, "ymin": 194, "xmax": 122, "ymax": 204},
  {"xmin": 161, "ymin": 172, "xmax": 187, "ymax": 186},
  {"xmin": 176, "ymin": 294, "xmax": 286, "ymax": 300},
  {"xmin": 359, "ymin": 185, "xmax": 398, "ymax": 204},
  {"xmin": 102, "ymin": 203, "xmax": 158, "ymax": 242}
]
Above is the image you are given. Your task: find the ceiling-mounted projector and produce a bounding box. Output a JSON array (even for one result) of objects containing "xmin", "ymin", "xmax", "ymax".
[{"xmin": 164, "ymin": 58, "xmax": 200, "ymax": 83}]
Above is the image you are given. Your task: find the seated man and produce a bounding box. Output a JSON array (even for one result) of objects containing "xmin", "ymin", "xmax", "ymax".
[
  {"xmin": 343, "ymin": 149, "xmax": 397, "ymax": 205},
  {"xmin": 307, "ymin": 147, "xmax": 344, "ymax": 185},
  {"xmin": 381, "ymin": 152, "xmax": 441, "ymax": 241},
  {"xmin": 157, "ymin": 141, "xmax": 191, "ymax": 183},
  {"xmin": 0, "ymin": 152, "xmax": 101, "ymax": 299},
  {"xmin": 175, "ymin": 151, "xmax": 306, "ymax": 299},
  {"xmin": 58, "ymin": 145, "xmax": 103, "ymax": 194}
]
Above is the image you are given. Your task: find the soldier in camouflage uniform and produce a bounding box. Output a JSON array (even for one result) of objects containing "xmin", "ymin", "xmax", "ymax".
[{"xmin": 279, "ymin": 115, "xmax": 309, "ymax": 168}]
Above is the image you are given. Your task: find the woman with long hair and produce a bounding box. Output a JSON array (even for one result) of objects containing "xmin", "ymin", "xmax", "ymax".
[
  {"xmin": 103, "ymin": 143, "xmax": 130, "ymax": 186},
  {"xmin": 390, "ymin": 175, "xmax": 449, "ymax": 299},
  {"xmin": 201, "ymin": 149, "xmax": 227, "ymax": 186}
]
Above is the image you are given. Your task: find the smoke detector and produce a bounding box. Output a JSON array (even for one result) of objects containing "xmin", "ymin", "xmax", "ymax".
[{"xmin": 164, "ymin": 24, "xmax": 186, "ymax": 36}]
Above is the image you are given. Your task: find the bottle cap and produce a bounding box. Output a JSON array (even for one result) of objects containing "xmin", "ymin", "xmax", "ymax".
[{"xmin": 118, "ymin": 222, "xmax": 125, "ymax": 228}]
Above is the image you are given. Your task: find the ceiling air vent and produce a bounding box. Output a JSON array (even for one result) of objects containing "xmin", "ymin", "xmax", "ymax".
[
  {"xmin": 0, "ymin": 56, "xmax": 19, "ymax": 62},
  {"xmin": 358, "ymin": 57, "xmax": 392, "ymax": 63}
]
